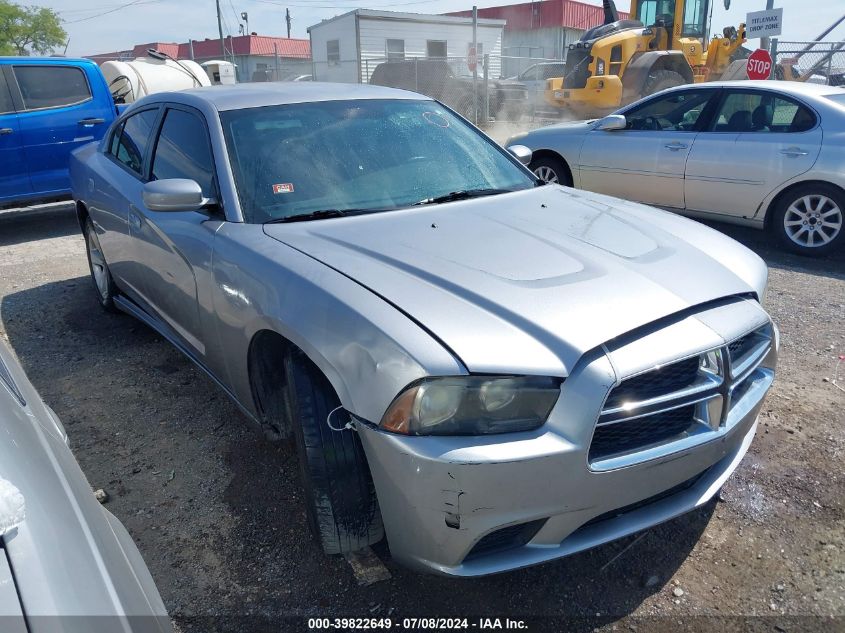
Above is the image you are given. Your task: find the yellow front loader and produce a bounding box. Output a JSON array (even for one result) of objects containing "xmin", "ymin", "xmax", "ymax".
[{"xmin": 546, "ymin": 0, "xmax": 747, "ymax": 116}]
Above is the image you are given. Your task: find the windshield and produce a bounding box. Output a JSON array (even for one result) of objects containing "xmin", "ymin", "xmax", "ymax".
[{"xmin": 220, "ymin": 99, "xmax": 535, "ymax": 223}]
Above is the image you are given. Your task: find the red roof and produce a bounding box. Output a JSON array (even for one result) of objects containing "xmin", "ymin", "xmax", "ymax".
[
  {"xmin": 446, "ymin": 0, "xmax": 628, "ymax": 31},
  {"xmin": 131, "ymin": 42, "xmax": 180, "ymax": 58},
  {"xmin": 180, "ymin": 35, "xmax": 310, "ymax": 60},
  {"xmin": 88, "ymin": 35, "xmax": 310, "ymax": 64}
]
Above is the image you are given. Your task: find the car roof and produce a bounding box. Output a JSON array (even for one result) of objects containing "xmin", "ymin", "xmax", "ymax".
[
  {"xmin": 673, "ymin": 79, "xmax": 844, "ymax": 99},
  {"xmin": 149, "ymin": 82, "xmax": 429, "ymax": 111}
]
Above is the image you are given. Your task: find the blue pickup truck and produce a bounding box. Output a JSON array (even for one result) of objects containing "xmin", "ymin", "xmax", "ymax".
[{"xmin": 1, "ymin": 57, "xmax": 118, "ymax": 209}]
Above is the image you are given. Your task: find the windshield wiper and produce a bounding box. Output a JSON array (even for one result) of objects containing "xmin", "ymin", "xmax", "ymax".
[
  {"xmin": 265, "ymin": 208, "xmax": 377, "ymax": 224},
  {"xmin": 413, "ymin": 188, "xmax": 516, "ymax": 206}
]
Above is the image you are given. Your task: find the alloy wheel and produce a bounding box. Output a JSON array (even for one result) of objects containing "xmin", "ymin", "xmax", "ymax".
[
  {"xmin": 87, "ymin": 228, "xmax": 110, "ymax": 300},
  {"xmin": 533, "ymin": 166, "xmax": 559, "ymax": 184},
  {"xmin": 783, "ymin": 194, "xmax": 843, "ymax": 249}
]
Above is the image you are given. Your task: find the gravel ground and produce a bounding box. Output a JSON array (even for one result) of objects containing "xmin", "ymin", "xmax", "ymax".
[{"xmin": 0, "ymin": 203, "xmax": 843, "ymax": 632}]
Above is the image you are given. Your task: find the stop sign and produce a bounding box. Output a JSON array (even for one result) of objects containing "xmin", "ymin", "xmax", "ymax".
[
  {"xmin": 747, "ymin": 49, "xmax": 773, "ymax": 80},
  {"xmin": 467, "ymin": 46, "xmax": 477, "ymax": 73}
]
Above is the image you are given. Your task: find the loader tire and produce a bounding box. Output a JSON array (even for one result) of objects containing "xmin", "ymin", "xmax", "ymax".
[
  {"xmin": 285, "ymin": 350, "xmax": 384, "ymax": 554},
  {"xmin": 642, "ymin": 70, "xmax": 686, "ymax": 97}
]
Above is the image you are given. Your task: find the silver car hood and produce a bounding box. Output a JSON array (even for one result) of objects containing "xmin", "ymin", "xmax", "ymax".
[{"xmin": 264, "ymin": 186, "xmax": 764, "ymax": 377}]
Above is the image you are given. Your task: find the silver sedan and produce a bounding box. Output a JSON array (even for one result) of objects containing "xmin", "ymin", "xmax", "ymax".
[
  {"xmin": 0, "ymin": 340, "xmax": 170, "ymax": 632},
  {"xmin": 70, "ymin": 83, "xmax": 777, "ymax": 576},
  {"xmin": 510, "ymin": 81, "xmax": 845, "ymax": 256}
]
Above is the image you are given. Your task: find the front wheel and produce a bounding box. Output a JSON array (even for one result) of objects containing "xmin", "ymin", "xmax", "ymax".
[
  {"xmin": 285, "ymin": 350, "xmax": 383, "ymax": 554},
  {"xmin": 772, "ymin": 184, "xmax": 844, "ymax": 256},
  {"xmin": 529, "ymin": 155, "xmax": 573, "ymax": 187},
  {"xmin": 641, "ymin": 69, "xmax": 686, "ymax": 97},
  {"xmin": 83, "ymin": 216, "xmax": 120, "ymax": 313}
]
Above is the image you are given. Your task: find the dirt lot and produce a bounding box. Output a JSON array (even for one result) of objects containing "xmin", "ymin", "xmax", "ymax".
[{"xmin": 0, "ymin": 204, "xmax": 843, "ymax": 632}]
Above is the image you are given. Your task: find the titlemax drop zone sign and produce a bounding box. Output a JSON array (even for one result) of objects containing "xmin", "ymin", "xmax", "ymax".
[{"xmin": 746, "ymin": 8, "xmax": 783, "ymax": 38}]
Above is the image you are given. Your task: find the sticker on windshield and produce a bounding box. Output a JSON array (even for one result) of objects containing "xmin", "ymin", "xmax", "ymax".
[
  {"xmin": 423, "ymin": 112, "xmax": 450, "ymax": 128},
  {"xmin": 272, "ymin": 183, "xmax": 294, "ymax": 194}
]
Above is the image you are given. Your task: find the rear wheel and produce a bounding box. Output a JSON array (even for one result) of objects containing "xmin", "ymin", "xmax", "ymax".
[
  {"xmin": 772, "ymin": 183, "xmax": 844, "ymax": 256},
  {"xmin": 83, "ymin": 216, "xmax": 119, "ymax": 313},
  {"xmin": 284, "ymin": 350, "xmax": 383, "ymax": 554},
  {"xmin": 642, "ymin": 69, "xmax": 686, "ymax": 97},
  {"xmin": 529, "ymin": 154, "xmax": 573, "ymax": 187}
]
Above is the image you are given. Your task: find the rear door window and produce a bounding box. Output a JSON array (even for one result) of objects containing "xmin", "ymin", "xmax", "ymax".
[
  {"xmin": 111, "ymin": 108, "xmax": 159, "ymax": 175},
  {"xmin": 151, "ymin": 108, "xmax": 216, "ymax": 198},
  {"xmin": 710, "ymin": 91, "xmax": 817, "ymax": 133},
  {"xmin": 12, "ymin": 65, "xmax": 92, "ymax": 110}
]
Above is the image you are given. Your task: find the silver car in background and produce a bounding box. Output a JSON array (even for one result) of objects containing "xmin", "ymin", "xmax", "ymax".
[
  {"xmin": 511, "ymin": 81, "xmax": 845, "ymax": 256},
  {"xmin": 0, "ymin": 340, "xmax": 170, "ymax": 632},
  {"xmin": 70, "ymin": 83, "xmax": 777, "ymax": 576}
]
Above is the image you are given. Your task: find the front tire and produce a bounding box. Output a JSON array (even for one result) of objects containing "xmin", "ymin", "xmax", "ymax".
[
  {"xmin": 529, "ymin": 155, "xmax": 573, "ymax": 187},
  {"xmin": 642, "ymin": 69, "xmax": 686, "ymax": 97},
  {"xmin": 83, "ymin": 216, "xmax": 120, "ymax": 313},
  {"xmin": 772, "ymin": 183, "xmax": 844, "ymax": 256},
  {"xmin": 284, "ymin": 350, "xmax": 383, "ymax": 554}
]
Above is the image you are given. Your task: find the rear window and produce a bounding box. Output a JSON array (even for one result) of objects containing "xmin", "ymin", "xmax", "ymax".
[
  {"xmin": 111, "ymin": 108, "xmax": 159, "ymax": 175},
  {"xmin": 13, "ymin": 66, "xmax": 92, "ymax": 110}
]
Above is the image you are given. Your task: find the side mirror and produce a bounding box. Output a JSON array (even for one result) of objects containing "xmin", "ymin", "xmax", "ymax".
[
  {"xmin": 507, "ymin": 144, "xmax": 533, "ymax": 166},
  {"xmin": 142, "ymin": 179, "xmax": 214, "ymax": 212},
  {"xmin": 595, "ymin": 114, "xmax": 627, "ymax": 131}
]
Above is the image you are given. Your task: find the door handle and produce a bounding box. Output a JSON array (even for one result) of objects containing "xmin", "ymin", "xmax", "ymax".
[
  {"xmin": 78, "ymin": 118, "xmax": 105, "ymax": 126},
  {"xmin": 0, "ymin": 128, "xmax": 13, "ymax": 135},
  {"xmin": 780, "ymin": 147, "xmax": 809, "ymax": 157},
  {"xmin": 664, "ymin": 142, "xmax": 688, "ymax": 151}
]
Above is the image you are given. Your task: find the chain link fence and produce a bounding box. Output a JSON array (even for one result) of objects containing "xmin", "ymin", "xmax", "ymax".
[
  {"xmin": 773, "ymin": 41, "xmax": 845, "ymax": 86},
  {"xmin": 339, "ymin": 55, "xmax": 567, "ymax": 126}
]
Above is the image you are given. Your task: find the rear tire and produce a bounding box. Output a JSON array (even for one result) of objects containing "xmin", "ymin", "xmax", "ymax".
[
  {"xmin": 83, "ymin": 216, "xmax": 120, "ymax": 313},
  {"xmin": 284, "ymin": 350, "xmax": 383, "ymax": 554},
  {"xmin": 642, "ymin": 69, "xmax": 686, "ymax": 97},
  {"xmin": 771, "ymin": 183, "xmax": 844, "ymax": 256},
  {"xmin": 529, "ymin": 154, "xmax": 573, "ymax": 187}
]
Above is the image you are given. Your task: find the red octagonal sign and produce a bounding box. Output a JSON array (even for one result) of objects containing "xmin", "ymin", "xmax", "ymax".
[
  {"xmin": 467, "ymin": 46, "xmax": 477, "ymax": 73},
  {"xmin": 747, "ymin": 49, "xmax": 773, "ymax": 80}
]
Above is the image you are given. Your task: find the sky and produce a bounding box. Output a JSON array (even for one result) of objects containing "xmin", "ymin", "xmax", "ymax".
[{"xmin": 34, "ymin": 0, "xmax": 845, "ymax": 58}]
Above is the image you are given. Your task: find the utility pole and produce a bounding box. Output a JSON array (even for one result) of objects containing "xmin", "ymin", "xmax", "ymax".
[
  {"xmin": 216, "ymin": 0, "xmax": 225, "ymax": 57},
  {"xmin": 472, "ymin": 5, "xmax": 478, "ymax": 125},
  {"xmin": 761, "ymin": 0, "xmax": 774, "ymax": 54},
  {"xmin": 286, "ymin": 8, "xmax": 292, "ymax": 38},
  {"xmin": 241, "ymin": 11, "xmax": 249, "ymax": 35}
]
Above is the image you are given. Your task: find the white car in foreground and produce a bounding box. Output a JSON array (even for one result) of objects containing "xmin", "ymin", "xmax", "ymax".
[{"xmin": 510, "ymin": 81, "xmax": 845, "ymax": 256}]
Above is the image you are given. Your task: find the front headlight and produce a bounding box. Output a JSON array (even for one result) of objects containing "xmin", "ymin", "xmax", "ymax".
[{"xmin": 379, "ymin": 376, "xmax": 562, "ymax": 436}]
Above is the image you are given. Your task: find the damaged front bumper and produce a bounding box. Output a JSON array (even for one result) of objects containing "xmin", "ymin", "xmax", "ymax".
[{"xmin": 358, "ymin": 302, "xmax": 778, "ymax": 576}]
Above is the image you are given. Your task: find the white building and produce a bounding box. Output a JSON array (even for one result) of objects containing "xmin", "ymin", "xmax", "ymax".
[{"xmin": 308, "ymin": 9, "xmax": 506, "ymax": 83}]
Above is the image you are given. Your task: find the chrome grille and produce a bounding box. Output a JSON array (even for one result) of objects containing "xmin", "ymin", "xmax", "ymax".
[
  {"xmin": 603, "ymin": 356, "xmax": 700, "ymax": 411},
  {"xmin": 591, "ymin": 323, "xmax": 774, "ymax": 470},
  {"xmin": 589, "ymin": 405, "xmax": 696, "ymax": 462}
]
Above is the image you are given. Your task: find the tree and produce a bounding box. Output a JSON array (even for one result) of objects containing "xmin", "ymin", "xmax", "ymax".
[{"xmin": 0, "ymin": 1, "xmax": 66, "ymax": 56}]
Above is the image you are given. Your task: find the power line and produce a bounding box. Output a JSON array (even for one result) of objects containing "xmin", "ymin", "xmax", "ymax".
[{"xmin": 62, "ymin": 0, "xmax": 163, "ymax": 24}]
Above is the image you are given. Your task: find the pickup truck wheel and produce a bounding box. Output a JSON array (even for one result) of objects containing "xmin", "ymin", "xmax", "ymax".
[
  {"xmin": 529, "ymin": 155, "xmax": 573, "ymax": 187},
  {"xmin": 284, "ymin": 350, "xmax": 384, "ymax": 554},
  {"xmin": 772, "ymin": 183, "xmax": 844, "ymax": 256},
  {"xmin": 83, "ymin": 217, "xmax": 120, "ymax": 313}
]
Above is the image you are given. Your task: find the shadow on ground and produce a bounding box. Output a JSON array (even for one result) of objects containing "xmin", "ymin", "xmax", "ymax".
[
  {"xmin": 1, "ymin": 276, "xmax": 714, "ymax": 626},
  {"xmin": 0, "ymin": 203, "xmax": 78, "ymax": 247}
]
